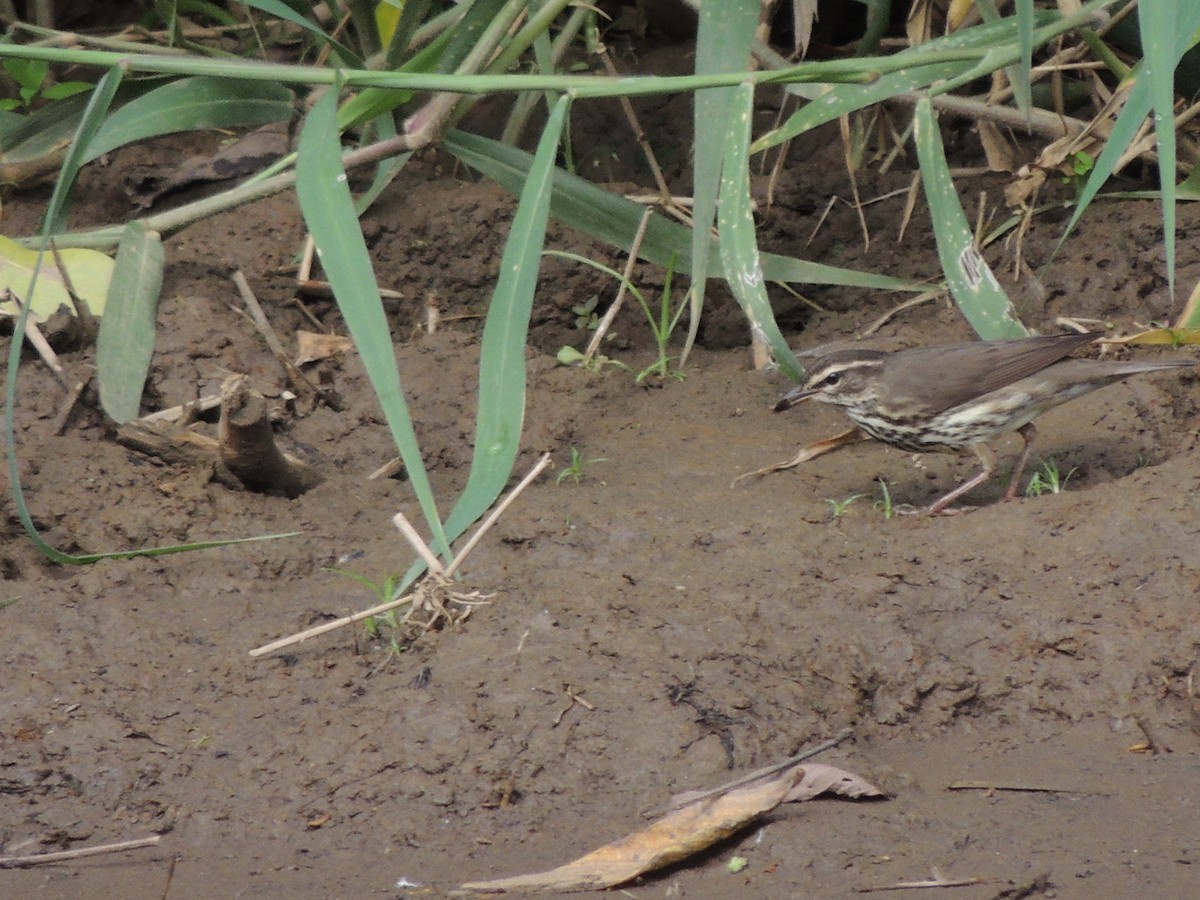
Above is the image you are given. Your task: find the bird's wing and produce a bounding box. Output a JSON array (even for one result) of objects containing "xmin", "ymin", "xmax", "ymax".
[{"xmin": 884, "ymin": 332, "xmax": 1102, "ymax": 416}]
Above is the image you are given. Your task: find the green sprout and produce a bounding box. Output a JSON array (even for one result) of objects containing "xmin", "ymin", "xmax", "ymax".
[
  {"xmin": 1025, "ymin": 458, "xmax": 1077, "ymax": 497},
  {"xmin": 556, "ymin": 446, "xmax": 609, "ymax": 485}
]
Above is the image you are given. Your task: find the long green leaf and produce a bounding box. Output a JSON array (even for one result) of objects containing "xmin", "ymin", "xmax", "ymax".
[
  {"xmin": 97, "ymin": 221, "xmax": 164, "ymax": 423},
  {"xmin": 84, "ymin": 76, "xmax": 294, "ymax": 164},
  {"xmin": 913, "ymin": 98, "xmax": 1025, "ymax": 339},
  {"xmin": 5, "ymin": 65, "xmax": 125, "ymax": 563},
  {"xmin": 444, "ymin": 130, "xmax": 922, "ymax": 293},
  {"xmin": 5, "ymin": 64, "xmax": 282, "ymax": 563},
  {"xmin": 718, "ymin": 83, "xmax": 801, "ymax": 382},
  {"xmin": 752, "ymin": 14, "xmax": 1052, "ymax": 153},
  {"xmin": 1059, "ymin": 4, "xmax": 1200, "ymax": 259},
  {"xmin": 437, "ymin": 96, "xmax": 571, "ymax": 551},
  {"xmin": 688, "ymin": 1, "xmax": 759, "ymax": 366},
  {"xmin": 295, "ymin": 81, "xmax": 450, "ymax": 559},
  {"xmin": 1139, "ymin": 3, "xmax": 1179, "ymax": 302}
]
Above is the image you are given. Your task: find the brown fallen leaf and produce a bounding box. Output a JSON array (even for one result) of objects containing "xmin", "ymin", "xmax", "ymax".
[
  {"xmin": 125, "ymin": 121, "xmax": 290, "ymax": 208},
  {"xmin": 783, "ymin": 762, "xmax": 886, "ymax": 802},
  {"xmin": 459, "ymin": 766, "xmax": 801, "ymax": 894},
  {"xmin": 295, "ymin": 330, "xmax": 354, "ymax": 366}
]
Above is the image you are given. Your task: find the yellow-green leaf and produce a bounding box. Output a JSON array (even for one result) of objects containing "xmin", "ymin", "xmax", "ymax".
[{"xmin": 0, "ymin": 235, "xmax": 112, "ymax": 320}]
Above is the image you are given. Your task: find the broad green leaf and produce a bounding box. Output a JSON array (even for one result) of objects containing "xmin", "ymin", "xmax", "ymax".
[
  {"xmin": 84, "ymin": 76, "xmax": 294, "ymax": 164},
  {"xmin": 1138, "ymin": 3, "xmax": 1181, "ymax": 302},
  {"xmin": 913, "ymin": 98, "xmax": 1025, "ymax": 339},
  {"xmin": 1059, "ymin": 4, "xmax": 1200, "ymax": 259},
  {"xmin": 444, "ymin": 130, "xmax": 922, "ymax": 293},
  {"xmin": 752, "ymin": 14, "xmax": 1052, "ymax": 152},
  {"xmin": 0, "ymin": 234, "xmax": 113, "ymax": 319},
  {"xmin": 437, "ymin": 95, "xmax": 572, "ymax": 548},
  {"xmin": 296, "ymin": 80, "xmax": 450, "ymax": 559},
  {"xmin": 6, "ymin": 64, "xmax": 266, "ymax": 564},
  {"xmin": 688, "ymin": 1, "xmax": 759, "ymax": 366},
  {"xmin": 718, "ymin": 83, "xmax": 802, "ymax": 382},
  {"xmin": 97, "ymin": 222, "xmax": 164, "ymax": 423},
  {"xmin": 45, "ymin": 64, "xmax": 124, "ymax": 235}
]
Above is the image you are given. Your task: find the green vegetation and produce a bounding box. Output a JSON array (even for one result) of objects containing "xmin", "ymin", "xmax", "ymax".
[{"xmin": 0, "ymin": 0, "xmax": 1194, "ymax": 582}]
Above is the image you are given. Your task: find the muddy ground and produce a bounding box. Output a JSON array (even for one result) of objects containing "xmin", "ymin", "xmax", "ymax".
[{"xmin": 3, "ymin": 44, "xmax": 1200, "ymax": 900}]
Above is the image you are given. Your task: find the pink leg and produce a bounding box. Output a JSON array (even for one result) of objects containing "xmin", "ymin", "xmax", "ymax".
[
  {"xmin": 1003, "ymin": 423, "xmax": 1038, "ymax": 502},
  {"xmin": 925, "ymin": 443, "xmax": 998, "ymax": 515}
]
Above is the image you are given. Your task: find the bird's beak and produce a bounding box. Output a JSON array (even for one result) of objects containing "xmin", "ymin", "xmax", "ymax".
[{"xmin": 773, "ymin": 385, "xmax": 817, "ymax": 412}]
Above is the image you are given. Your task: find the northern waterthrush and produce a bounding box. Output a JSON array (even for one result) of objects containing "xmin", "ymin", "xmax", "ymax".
[{"xmin": 772, "ymin": 331, "xmax": 1193, "ymax": 515}]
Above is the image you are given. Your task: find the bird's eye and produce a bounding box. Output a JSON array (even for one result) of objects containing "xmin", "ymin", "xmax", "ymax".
[{"xmin": 823, "ymin": 372, "xmax": 842, "ymax": 386}]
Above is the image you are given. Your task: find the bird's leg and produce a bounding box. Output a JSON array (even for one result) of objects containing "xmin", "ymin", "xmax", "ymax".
[
  {"xmin": 925, "ymin": 443, "xmax": 999, "ymax": 515},
  {"xmin": 732, "ymin": 427, "xmax": 870, "ymax": 487},
  {"xmin": 1002, "ymin": 422, "xmax": 1038, "ymax": 502}
]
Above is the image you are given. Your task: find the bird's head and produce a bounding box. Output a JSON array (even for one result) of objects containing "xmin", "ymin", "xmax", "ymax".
[{"xmin": 774, "ymin": 350, "xmax": 888, "ymax": 413}]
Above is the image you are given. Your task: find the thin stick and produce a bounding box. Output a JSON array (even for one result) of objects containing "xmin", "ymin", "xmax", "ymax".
[
  {"xmin": 231, "ymin": 269, "xmax": 317, "ymax": 397},
  {"xmin": 251, "ymin": 452, "xmax": 552, "ymax": 657},
  {"xmin": 583, "ymin": 207, "xmax": 653, "ymax": 364},
  {"xmin": 598, "ymin": 44, "xmax": 673, "ymax": 204},
  {"xmin": 392, "ymin": 511, "xmax": 446, "ymax": 577},
  {"xmin": 249, "ymin": 589, "xmax": 424, "ymax": 656},
  {"xmin": 859, "ymin": 289, "xmax": 945, "ymax": 337},
  {"xmin": 857, "ymin": 875, "xmax": 985, "ymax": 893},
  {"xmin": 947, "ymin": 781, "xmax": 1086, "ymax": 794},
  {"xmin": 5, "ymin": 291, "xmax": 69, "ymax": 388},
  {"xmin": 138, "ymin": 394, "xmax": 222, "ymax": 424},
  {"xmin": 0, "ymin": 835, "xmax": 161, "ymax": 868},
  {"xmin": 444, "ymin": 452, "xmax": 551, "ymax": 577}
]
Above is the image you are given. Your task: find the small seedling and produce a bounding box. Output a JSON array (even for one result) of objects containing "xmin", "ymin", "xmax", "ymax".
[
  {"xmin": 1060, "ymin": 149, "xmax": 1094, "ymax": 196},
  {"xmin": 556, "ymin": 446, "xmax": 609, "ymax": 484},
  {"xmin": 571, "ymin": 294, "xmax": 601, "ymax": 330},
  {"xmin": 326, "ymin": 567, "xmax": 406, "ymax": 658},
  {"xmin": 873, "ymin": 479, "xmax": 910, "ymax": 518},
  {"xmin": 556, "ymin": 344, "xmax": 628, "ymax": 373},
  {"xmin": 634, "ymin": 254, "xmax": 688, "ymax": 383},
  {"xmin": 0, "ymin": 58, "xmax": 91, "ymax": 111},
  {"xmin": 825, "ymin": 493, "xmax": 865, "ymax": 518},
  {"xmin": 1025, "ymin": 458, "xmax": 1077, "ymax": 496}
]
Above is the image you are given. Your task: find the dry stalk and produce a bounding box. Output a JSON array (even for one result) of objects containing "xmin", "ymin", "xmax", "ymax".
[
  {"xmin": 250, "ymin": 452, "xmax": 551, "ymax": 657},
  {"xmin": 0, "ymin": 836, "xmax": 160, "ymax": 868},
  {"xmin": 583, "ymin": 206, "xmax": 654, "ymax": 364}
]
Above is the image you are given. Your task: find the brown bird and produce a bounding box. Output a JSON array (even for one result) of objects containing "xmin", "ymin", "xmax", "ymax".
[{"xmin": 773, "ymin": 331, "xmax": 1193, "ymax": 515}]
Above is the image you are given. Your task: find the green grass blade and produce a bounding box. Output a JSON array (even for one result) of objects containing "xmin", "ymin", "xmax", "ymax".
[
  {"xmin": 444, "ymin": 130, "xmax": 922, "ymax": 292},
  {"xmin": 1138, "ymin": 3, "xmax": 1180, "ymax": 302},
  {"xmin": 295, "ymin": 81, "xmax": 450, "ymax": 559},
  {"xmin": 44, "ymin": 64, "xmax": 124, "ymax": 234},
  {"xmin": 1059, "ymin": 5, "xmax": 1200, "ymax": 256},
  {"xmin": 751, "ymin": 14, "xmax": 1048, "ymax": 152},
  {"xmin": 238, "ymin": 0, "xmax": 363, "ymax": 66},
  {"xmin": 912, "ymin": 98, "xmax": 1025, "ymax": 339},
  {"xmin": 439, "ymin": 94, "xmax": 571, "ymax": 542},
  {"xmin": 84, "ymin": 76, "xmax": 294, "ymax": 164},
  {"xmin": 4, "ymin": 65, "xmax": 125, "ymax": 563},
  {"xmin": 1014, "ymin": 0, "xmax": 1034, "ymax": 122},
  {"xmin": 97, "ymin": 221, "xmax": 164, "ymax": 423},
  {"xmin": 5, "ymin": 65, "xmax": 285, "ymax": 563},
  {"xmin": 688, "ymin": 0, "xmax": 758, "ymax": 365},
  {"xmin": 717, "ymin": 83, "xmax": 802, "ymax": 382}
]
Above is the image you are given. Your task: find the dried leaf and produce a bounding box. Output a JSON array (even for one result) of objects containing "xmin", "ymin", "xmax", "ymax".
[
  {"xmin": 1104, "ymin": 327, "xmax": 1200, "ymax": 346},
  {"xmin": 792, "ymin": 0, "xmax": 819, "ymax": 58},
  {"xmin": 783, "ymin": 762, "xmax": 887, "ymax": 802},
  {"xmin": 978, "ymin": 120, "xmax": 1017, "ymax": 173},
  {"xmin": 125, "ymin": 121, "xmax": 290, "ymax": 209},
  {"xmin": 295, "ymin": 330, "xmax": 354, "ymax": 366},
  {"xmin": 459, "ymin": 767, "xmax": 799, "ymax": 894}
]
